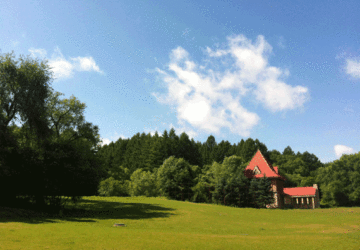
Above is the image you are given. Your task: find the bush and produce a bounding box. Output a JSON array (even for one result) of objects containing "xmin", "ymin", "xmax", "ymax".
[
  {"xmin": 98, "ymin": 177, "xmax": 129, "ymax": 196},
  {"xmin": 191, "ymin": 181, "xmax": 214, "ymax": 203},
  {"xmin": 128, "ymin": 169, "xmax": 158, "ymax": 197}
]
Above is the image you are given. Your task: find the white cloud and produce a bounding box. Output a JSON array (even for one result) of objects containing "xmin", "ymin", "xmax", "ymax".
[
  {"xmin": 100, "ymin": 138, "xmax": 112, "ymax": 146},
  {"xmin": 334, "ymin": 145, "xmax": 355, "ymax": 158},
  {"xmin": 153, "ymin": 34, "xmax": 309, "ymax": 136},
  {"xmin": 28, "ymin": 47, "xmax": 103, "ymax": 80},
  {"xmin": 71, "ymin": 56, "xmax": 104, "ymax": 73},
  {"xmin": 345, "ymin": 59, "xmax": 360, "ymax": 78},
  {"xmin": 49, "ymin": 47, "xmax": 74, "ymax": 79},
  {"xmin": 29, "ymin": 48, "xmax": 47, "ymax": 58}
]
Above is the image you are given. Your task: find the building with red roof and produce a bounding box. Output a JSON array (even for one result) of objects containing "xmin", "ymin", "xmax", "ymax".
[{"xmin": 245, "ymin": 150, "xmax": 320, "ymax": 209}]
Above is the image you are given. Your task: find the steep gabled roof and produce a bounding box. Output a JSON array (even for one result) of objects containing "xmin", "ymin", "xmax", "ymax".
[
  {"xmin": 283, "ymin": 187, "xmax": 317, "ymax": 197},
  {"xmin": 244, "ymin": 149, "xmax": 285, "ymax": 180}
]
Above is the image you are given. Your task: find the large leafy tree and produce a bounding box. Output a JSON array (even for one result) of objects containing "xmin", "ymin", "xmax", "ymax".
[
  {"xmin": 211, "ymin": 155, "xmax": 250, "ymax": 206},
  {"xmin": 193, "ymin": 155, "xmax": 250, "ymax": 206},
  {"xmin": 317, "ymin": 152, "xmax": 360, "ymax": 206},
  {"xmin": 0, "ymin": 52, "xmax": 53, "ymax": 204},
  {"xmin": 0, "ymin": 52, "xmax": 104, "ymax": 209},
  {"xmin": 0, "ymin": 52, "xmax": 52, "ymax": 140},
  {"xmin": 128, "ymin": 168, "xmax": 157, "ymax": 197},
  {"xmin": 11, "ymin": 90, "xmax": 105, "ymax": 206},
  {"xmin": 212, "ymin": 175, "xmax": 250, "ymax": 207},
  {"xmin": 156, "ymin": 156, "xmax": 196, "ymax": 201}
]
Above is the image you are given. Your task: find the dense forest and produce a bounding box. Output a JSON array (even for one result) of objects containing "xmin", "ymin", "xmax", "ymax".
[
  {"xmin": 97, "ymin": 129, "xmax": 360, "ymax": 207},
  {"xmin": 1, "ymin": 52, "xmax": 359, "ymax": 212}
]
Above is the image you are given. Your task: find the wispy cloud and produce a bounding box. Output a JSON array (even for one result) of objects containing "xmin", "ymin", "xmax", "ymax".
[
  {"xmin": 345, "ymin": 58, "xmax": 360, "ymax": 78},
  {"xmin": 153, "ymin": 34, "xmax": 309, "ymax": 136},
  {"xmin": 334, "ymin": 144, "xmax": 355, "ymax": 158},
  {"xmin": 278, "ymin": 36, "xmax": 286, "ymax": 49},
  {"xmin": 28, "ymin": 47, "xmax": 104, "ymax": 80},
  {"xmin": 11, "ymin": 40, "xmax": 20, "ymax": 47},
  {"xmin": 29, "ymin": 48, "xmax": 47, "ymax": 58}
]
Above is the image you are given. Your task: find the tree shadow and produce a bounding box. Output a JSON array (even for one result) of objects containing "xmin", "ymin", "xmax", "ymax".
[{"xmin": 0, "ymin": 198, "xmax": 176, "ymax": 224}]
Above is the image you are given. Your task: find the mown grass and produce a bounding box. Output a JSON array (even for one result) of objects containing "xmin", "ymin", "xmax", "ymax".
[{"xmin": 1, "ymin": 196, "xmax": 360, "ymax": 249}]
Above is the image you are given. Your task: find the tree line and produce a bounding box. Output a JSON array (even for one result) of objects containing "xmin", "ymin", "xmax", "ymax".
[
  {"xmin": 97, "ymin": 127, "xmax": 360, "ymax": 208},
  {"xmin": 1, "ymin": 51, "xmax": 359, "ymax": 211}
]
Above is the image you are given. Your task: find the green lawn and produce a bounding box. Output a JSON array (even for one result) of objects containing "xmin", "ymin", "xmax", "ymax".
[{"xmin": 1, "ymin": 196, "xmax": 360, "ymax": 249}]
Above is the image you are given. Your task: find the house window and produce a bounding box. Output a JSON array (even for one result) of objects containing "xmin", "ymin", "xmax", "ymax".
[
  {"xmin": 307, "ymin": 198, "xmax": 309, "ymax": 204},
  {"xmin": 296, "ymin": 198, "xmax": 299, "ymax": 204},
  {"xmin": 253, "ymin": 166, "xmax": 261, "ymax": 175}
]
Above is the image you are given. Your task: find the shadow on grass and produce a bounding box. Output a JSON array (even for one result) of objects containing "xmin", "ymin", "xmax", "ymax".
[{"xmin": 0, "ymin": 198, "xmax": 176, "ymax": 224}]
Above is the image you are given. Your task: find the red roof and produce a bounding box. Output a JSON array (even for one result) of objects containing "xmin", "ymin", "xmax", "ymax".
[
  {"xmin": 283, "ymin": 187, "xmax": 316, "ymax": 197},
  {"xmin": 244, "ymin": 150, "xmax": 285, "ymax": 180}
]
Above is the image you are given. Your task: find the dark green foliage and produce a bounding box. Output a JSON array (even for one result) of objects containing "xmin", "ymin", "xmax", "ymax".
[
  {"xmin": 156, "ymin": 156, "xmax": 195, "ymax": 201},
  {"xmin": 0, "ymin": 52, "xmax": 105, "ymax": 210},
  {"xmin": 128, "ymin": 169, "xmax": 158, "ymax": 197},
  {"xmin": 168, "ymin": 128, "xmax": 180, "ymax": 158},
  {"xmin": 249, "ymin": 177, "xmax": 274, "ymax": 208},
  {"xmin": 0, "ymin": 52, "xmax": 52, "ymax": 141},
  {"xmin": 283, "ymin": 146, "xmax": 295, "ymax": 156},
  {"xmin": 213, "ymin": 176, "xmax": 250, "ymax": 207},
  {"xmin": 97, "ymin": 125, "xmax": 360, "ymax": 209},
  {"xmin": 210, "ymin": 155, "xmax": 250, "ymax": 207},
  {"xmin": 212, "ymin": 140, "xmax": 235, "ymax": 164},
  {"xmin": 148, "ymin": 132, "xmax": 167, "ymax": 170},
  {"xmin": 200, "ymin": 135, "xmax": 217, "ymax": 166},
  {"xmin": 178, "ymin": 132, "xmax": 202, "ymax": 166},
  {"xmin": 191, "ymin": 163, "xmax": 216, "ymax": 203},
  {"xmin": 98, "ymin": 177, "xmax": 129, "ymax": 197},
  {"xmin": 241, "ymin": 138, "xmax": 257, "ymax": 162},
  {"xmin": 123, "ymin": 133, "xmax": 143, "ymax": 173},
  {"xmin": 316, "ymin": 152, "xmax": 360, "ymax": 207},
  {"xmin": 191, "ymin": 180, "xmax": 215, "ymax": 203}
]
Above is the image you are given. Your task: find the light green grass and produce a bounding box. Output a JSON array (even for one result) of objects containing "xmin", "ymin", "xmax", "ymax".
[{"xmin": 1, "ymin": 196, "xmax": 360, "ymax": 249}]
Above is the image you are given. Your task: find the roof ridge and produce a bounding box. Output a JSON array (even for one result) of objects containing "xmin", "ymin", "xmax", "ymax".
[{"xmin": 257, "ymin": 149, "xmax": 274, "ymax": 170}]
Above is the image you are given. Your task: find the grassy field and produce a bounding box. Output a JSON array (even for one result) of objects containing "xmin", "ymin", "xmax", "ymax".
[{"xmin": 1, "ymin": 196, "xmax": 360, "ymax": 250}]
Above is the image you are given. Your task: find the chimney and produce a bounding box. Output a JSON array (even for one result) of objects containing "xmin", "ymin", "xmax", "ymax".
[{"xmin": 313, "ymin": 184, "xmax": 318, "ymax": 189}]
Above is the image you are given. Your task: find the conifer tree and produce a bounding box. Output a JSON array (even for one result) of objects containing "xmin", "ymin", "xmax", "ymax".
[{"xmin": 249, "ymin": 176, "xmax": 274, "ymax": 208}]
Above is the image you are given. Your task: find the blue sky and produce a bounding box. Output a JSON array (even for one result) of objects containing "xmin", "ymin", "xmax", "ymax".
[{"xmin": 1, "ymin": 0, "xmax": 360, "ymax": 163}]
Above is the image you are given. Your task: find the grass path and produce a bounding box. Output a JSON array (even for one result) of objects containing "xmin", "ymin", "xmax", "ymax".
[{"xmin": 1, "ymin": 196, "xmax": 360, "ymax": 249}]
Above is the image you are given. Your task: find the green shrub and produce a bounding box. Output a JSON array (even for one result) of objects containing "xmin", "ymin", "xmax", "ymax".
[
  {"xmin": 98, "ymin": 177, "xmax": 129, "ymax": 196},
  {"xmin": 128, "ymin": 169, "xmax": 158, "ymax": 197}
]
